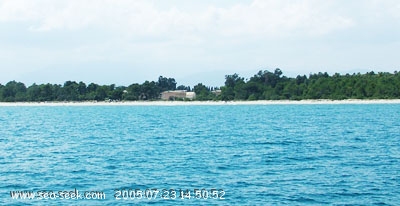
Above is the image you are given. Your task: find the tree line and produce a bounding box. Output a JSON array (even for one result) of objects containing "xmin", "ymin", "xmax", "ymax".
[
  {"xmin": 218, "ymin": 69, "xmax": 400, "ymax": 100},
  {"xmin": 0, "ymin": 76, "xmax": 179, "ymax": 102},
  {"xmin": 1, "ymin": 69, "xmax": 399, "ymax": 102}
]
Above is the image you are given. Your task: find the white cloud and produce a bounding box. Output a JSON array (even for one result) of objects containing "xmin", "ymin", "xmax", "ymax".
[
  {"xmin": 0, "ymin": 0, "xmax": 356, "ymax": 38},
  {"xmin": 1, "ymin": 0, "xmax": 400, "ymax": 85}
]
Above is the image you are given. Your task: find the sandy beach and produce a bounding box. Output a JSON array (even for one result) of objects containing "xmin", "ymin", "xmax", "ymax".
[{"xmin": 1, "ymin": 99, "xmax": 400, "ymax": 106}]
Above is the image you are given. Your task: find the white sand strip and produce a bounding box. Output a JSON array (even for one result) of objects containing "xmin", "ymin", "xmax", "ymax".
[{"xmin": 1, "ymin": 99, "xmax": 400, "ymax": 106}]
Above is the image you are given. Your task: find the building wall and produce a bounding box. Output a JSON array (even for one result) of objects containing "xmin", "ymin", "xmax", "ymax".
[
  {"xmin": 161, "ymin": 90, "xmax": 188, "ymax": 100},
  {"xmin": 185, "ymin": 92, "xmax": 196, "ymax": 99}
]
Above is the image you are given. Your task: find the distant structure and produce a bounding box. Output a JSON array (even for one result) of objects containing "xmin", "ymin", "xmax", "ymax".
[
  {"xmin": 160, "ymin": 90, "xmax": 196, "ymax": 100},
  {"xmin": 185, "ymin": 92, "xmax": 196, "ymax": 99},
  {"xmin": 212, "ymin": 90, "xmax": 222, "ymax": 96}
]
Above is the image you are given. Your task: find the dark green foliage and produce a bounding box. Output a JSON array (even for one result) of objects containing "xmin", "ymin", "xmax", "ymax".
[
  {"xmin": 1, "ymin": 81, "xmax": 27, "ymax": 102},
  {"xmin": 0, "ymin": 69, "xmax": 399, "ymax": 102},
  {"xmin": 218, "ymin": 69, "xmax": 400, "ymax": 100},
  {"xmin": 193, "ymin": 83, "xmax": 215, "ymax": 100},
  {"xmin": 140, "ymin": 81, "xmax": 159, "ymax": 100},
  {"xmin": 157, "ymin": 76, "xmax": 176, "ymax": 92},
  {"xmin": 220, "ymin": 73, "xmax": 244, "ymax": 101},
  {"xmin": 123, "ymin": 83, "xmax": 141, "ymax": 100},
  {"xmin": 176, "ymin": 85, "xmax": 190, "ymax": 91}
]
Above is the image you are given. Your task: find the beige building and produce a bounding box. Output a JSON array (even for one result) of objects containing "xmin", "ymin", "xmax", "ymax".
[{"xmin": 160, "ymin": 90, "xmax": 196, "ymax": 100}]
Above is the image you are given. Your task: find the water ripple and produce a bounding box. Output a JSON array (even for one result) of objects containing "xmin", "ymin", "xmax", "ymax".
[{"xmin": 1, "ymin": 104, "xmax": 399, "ymax": 205}]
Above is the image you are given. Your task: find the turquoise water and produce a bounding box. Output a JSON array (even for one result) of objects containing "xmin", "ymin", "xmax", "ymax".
[{"xmin": 1, "ymin": 104, "xmax": 400, "ymax": 205}]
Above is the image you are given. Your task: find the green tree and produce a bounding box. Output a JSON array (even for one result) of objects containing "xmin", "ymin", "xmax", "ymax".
[
  {"xmin": 110, "ymin": 86, "xmax": 125, "ymax": 100},
  {"xmin": 194, "ymin": 83, "xmax": 214, "ymax": 100},
  {"xmin": 60, "ymin": 81, "xmax": 79, "ymax": 101},
  {"xmin": 221, "ymin": 73, "xmax": 245, "ymax": 100},
  {"xmin": 157, "ymin": 76, "xmax": 177, "ymax": 92},
  {"xmin": 27, "ymin": 83, "xmax": 40, "ymax": 101},
  {"xmin": 39, "ymin": 84, "xmax": 55, "ymax": 101},
  {"xmin": 124, "ymin": 83, "xmax": 141, "ymax": 100},
  {"xmin": 140, "ymin": 81, "xmax": 159, "ymax": 100},
  {"xmin": 176, "ymin": 85, "xmax": 189, "ymax": 91},
  {"xmin": 2, "ymin": 81, "xmax": 27, "ymax": 102}
]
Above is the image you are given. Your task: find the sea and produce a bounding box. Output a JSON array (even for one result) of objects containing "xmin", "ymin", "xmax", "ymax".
[{"xmin": 1, "ymin": 104, "xmax": 399, "ymax": 205}]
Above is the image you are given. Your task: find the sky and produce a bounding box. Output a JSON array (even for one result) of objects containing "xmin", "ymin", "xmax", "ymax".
[{"xmin": 0, "ymin": 0, "xmax": 399, "ymax": 87}]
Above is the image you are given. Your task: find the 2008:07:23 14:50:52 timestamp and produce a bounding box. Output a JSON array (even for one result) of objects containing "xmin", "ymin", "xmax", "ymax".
[{"xmin": 114, "ymin": 188, "xmax": 225, "ymax": 200}]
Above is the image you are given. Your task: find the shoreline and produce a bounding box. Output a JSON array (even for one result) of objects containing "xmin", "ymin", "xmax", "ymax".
[{"xmin": 1, "ymin": 99, "xmax": 400, "ymax": 106}]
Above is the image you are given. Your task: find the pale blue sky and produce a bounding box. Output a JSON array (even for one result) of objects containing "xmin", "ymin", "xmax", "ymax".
[{"xmin": 0, "ymin": 0, "xmax": 399, "ymax": 87}]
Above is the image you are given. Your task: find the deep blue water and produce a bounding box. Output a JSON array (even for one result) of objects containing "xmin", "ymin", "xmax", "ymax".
[{"xmin": 1, "ymin": 104, "xmax": 400, "ymax": 205}]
